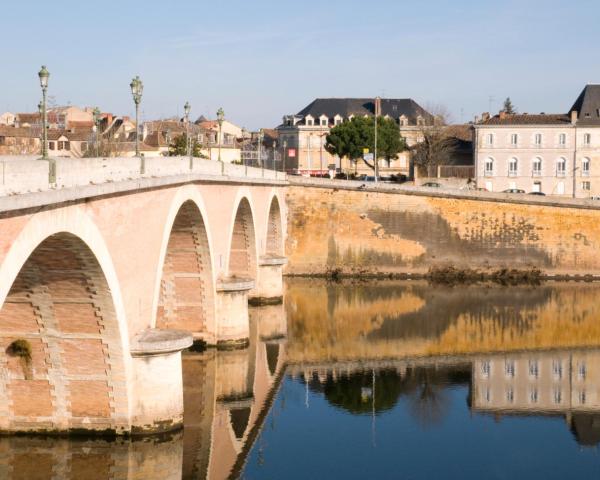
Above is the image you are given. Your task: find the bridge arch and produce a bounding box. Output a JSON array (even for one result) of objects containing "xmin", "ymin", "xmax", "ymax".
[
  {"xmin": 265, "ymin": 193, "xmax": 284, "ymax": 256},
  {"xmin": 0, "ymin": 213, "xmax": 130, "ymax": 433},
  {"xmin": 154, "ymin": 196, "xmax": 216, "ymax": 339},
  {"xmin": 227, "ymin": 195, "xmax": 258, "ymax": 280}
]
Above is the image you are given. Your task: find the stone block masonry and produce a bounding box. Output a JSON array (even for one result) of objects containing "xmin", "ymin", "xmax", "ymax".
[{"xmin": 285, "ymin": 182, "xmax": 600, "ymax": 277}]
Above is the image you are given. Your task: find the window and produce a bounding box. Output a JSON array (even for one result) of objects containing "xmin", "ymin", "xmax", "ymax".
[
  {"xmin": 510, "ymin": 133, "xmax": 518, "ymax": 146},
  {"xmin": 506, "ymin": 388, "xmax": 514, "ymax": 403},
  {"xmin": 399, "ymin": 116, "xmax": 408, "ymax": 127},
  {"xmin": 417, "ymin": 116, "xmax": 425, "ymax": 126},
  {"xmin": 509, "ymin": 157, "xmax": 518, "ymax": 176},
  {"xmin": 306, "ymin": 118, "xmax": 314, "ymax": 126},
  {"xmin": 484, "ymin": 158, "xmax": 494, "ymax": 176},
  {"xmin": 553, "ymin": 388, "xmax": 562, "ymax": 405},
  {"xmin": 528, "ymin": 360, "xmax": 539, "ymax": 378},
  {"xmin": 582, "ymin": 181, "xmax": 591, "ymax": 191},
  {"xmin": 49, "ymin": 141, "xmax": 56, "ymax": 150},
  {"xmin": 584, "ymin": 133, "xmax": 591, "ymax": 145},
  {"xmin": 578, "ymin": 362, "xmax": 587, "ymax": 380},
  {"xmin": 559, "ymin": 133, "xmax": 566, "ymax": 146},
  {"xmin": 534, "ymin": 133, "xmax": 542, "ymax": 145},
  {"xmin": 505, "ymin": 360, "xmax": 515, "ymax": 377},
  {"xmin": 533, "ymin": 157, "xmax": 542, "ymax": 176},
  {"xmin": 582, "ymin": 158, "xmax": 590, "ymax": 176},
  {"xmin": 579, "ymin": 390, "xmax": 587, "ymax": 405},
  {"xmin": 556, "ymin": 158, "xmax": 566, "ymax": 177},
  {"xmin": 529, "ymin": 388, "xmax": 538, "ymax": 404},
  {"xmin": 334, "ymin": 116, "xmax": 342, "ymax": 126},
  {"xmin": 320, "ymin": 117, "xmax": 328, "ymax": 127},
  {"xmin": 480, "ymin": 361, "xmax": 490, "ymax": 378},
  {"xmin": 486, "ymin": 133, "xmax": 494, "ymax": 146},
  {"xmin": 553, "ymin": 360, "xmax": 562, "ymax": 379}
]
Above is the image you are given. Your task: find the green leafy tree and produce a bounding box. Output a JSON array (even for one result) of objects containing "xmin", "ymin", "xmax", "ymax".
[
  {"xmin": 325, "ymin": 116, "xmax": 407, "ymax": 172},
  {"xmin": 168, "ymin": 133, "xmax": 204, "ymax": 157},
  {"xmin": 503, "ymin": 97, "xmax": 516, "ymax": 114}
]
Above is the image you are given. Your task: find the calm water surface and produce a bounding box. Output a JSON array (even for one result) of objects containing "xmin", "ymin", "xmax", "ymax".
[{"xmin": 6, "ymin": 279, "xmax": 600, "ymax": 479}]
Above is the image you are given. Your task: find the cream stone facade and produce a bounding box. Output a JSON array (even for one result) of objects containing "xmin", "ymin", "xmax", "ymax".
[
  {"xmin": 475, "ymin": 85, "xmax": 600, "ymax": 197},
  {"xmin": 278, "ymin": 98, "xmax": 431, "ymax": 176}
]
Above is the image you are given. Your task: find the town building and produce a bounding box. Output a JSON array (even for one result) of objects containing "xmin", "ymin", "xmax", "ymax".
[
  {"xmin": 277, "ymin": 98, "xmax": 433, "ymax": 176},
  {"xmin": 474, "ymin": 84, "xmax": 600, "ymax": 197}
]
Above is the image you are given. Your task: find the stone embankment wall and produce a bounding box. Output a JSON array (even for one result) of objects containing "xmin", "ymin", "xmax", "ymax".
[{"xmin": 285, "ymin": 179, "xmax": 600, "ymax": 277}]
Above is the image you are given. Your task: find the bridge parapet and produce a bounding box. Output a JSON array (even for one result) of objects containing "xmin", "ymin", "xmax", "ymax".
[{"xmin": 0, "ymin": 155, "xmax": 286, "ymax": 198}]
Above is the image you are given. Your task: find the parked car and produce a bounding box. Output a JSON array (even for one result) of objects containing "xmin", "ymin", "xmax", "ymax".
[
  {"xmin": 590, "ymin": 196, "xmax": 600, "ymax": 201},
  {"xmin": 421, "ymin": 182, "xmax": 442, "ymax": 188},
  {"xmin": 503, "ymin": 188, "xmax": 526, "ymax": 194},
  {"xmin": 528, "ymin": 191, "xmax": 546, "ymax": 196}
]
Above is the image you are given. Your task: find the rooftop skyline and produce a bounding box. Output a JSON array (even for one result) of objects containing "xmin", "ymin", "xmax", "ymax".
[{"xmin": 2, "ymin": 0, "xmax": 600, "ymax": 129}]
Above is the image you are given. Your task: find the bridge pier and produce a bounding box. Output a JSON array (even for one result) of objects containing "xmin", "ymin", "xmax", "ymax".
[
  {"xmin": 130, "ymin": 329, "xmax": 193, "ymax": 435},
  {"xmin": 215, "ymin": 278, "xmax": 254, "ymax": 348},
  {"xmin": 249, "ymin": 255, "xmax": 287, "ymax": 305}
]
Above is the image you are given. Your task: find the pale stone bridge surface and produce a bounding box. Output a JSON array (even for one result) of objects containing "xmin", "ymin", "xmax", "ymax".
[{"xmin": 0, "ymin": 155, "xmax": 287, "ymax": 436}]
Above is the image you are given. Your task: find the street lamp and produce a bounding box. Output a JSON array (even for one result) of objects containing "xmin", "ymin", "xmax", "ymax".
[
  {"xmin": 241, "ymin": 127, "xmax": 247, "ymax": 173},
  {"xmin": 130, "ymin": 75, "xmax": 143, "ymax": 157},
  {"xmin": 92, "ymin": 107, "xmax": 101, "ymax": 157},
  {"xmin": 258, "ymin": 128, "xmax": 264, "ymax": 169},
  {"xmin": 184, "ymin": 101, "xmax": 191, "ymax": 164},
  {"xmin": 282, "ymin": 139, "xmax": 287, "ymax": 173},
  {"xmin": 216, "ymin": 107, "xmax": 224, "ymax": 163},
  {"xmin": 38, "ymin": 65, "xmax": 50, "ymax": 159}
]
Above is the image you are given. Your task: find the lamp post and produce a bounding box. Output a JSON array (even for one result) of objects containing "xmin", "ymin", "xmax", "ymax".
[
  {"xmin": 282, "ymin": 139, "xmax": 287, "ymax": 173},
  {"xmin": 241, "ymin": 127, "xmax": 248, "ymax": 174},
  {"xmin": 129, "ymin": 76, "xmax": 143, "ymax": 158},
  {"xmin": 184, "ymin": 101, "xmax": 192, "ymax": 168},
  {"xmin": 258, "ymin": 128, "xmax": 264, "ymax": 170},
  {"xmin": 92, "ymin": 107, "xmax": 101, "ymax": 157},
  {"xmin": 38, "ymin": 66, "xmax": 50, "ymax": 159},
  {"xmin": 217, "ymin": 107, "xmax": 224, "ymax": 163}
]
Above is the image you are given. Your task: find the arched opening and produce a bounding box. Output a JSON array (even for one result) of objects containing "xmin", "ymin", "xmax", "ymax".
[
  {"xmin": 228, "ymin": 198, "xmax": 257, "ymax": 279},
  {"xmin": 0, "ymin": 233, "xmax": 128, "ymax": 432},
  {"xmin": 266, "ymin": 196, "xmax": 283, "ymax": 256},
  {"xmin": 156, "ymin": 201, "xmax": 215, "ymax": 335}
]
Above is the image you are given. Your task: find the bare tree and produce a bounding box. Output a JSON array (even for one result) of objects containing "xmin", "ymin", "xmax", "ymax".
[{"xmin": 410, "ymin": 103, "xmax": 457, "ymax": 177}]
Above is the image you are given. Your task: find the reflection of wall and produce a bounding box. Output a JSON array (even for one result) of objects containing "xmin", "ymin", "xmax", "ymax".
[
  {"xmin": 286, "ymin": 279, "xmax": 600, "ymax": 364},
  {"xmin": 286, "ymin": 185, "xmax": 600, "ymax": 276}
]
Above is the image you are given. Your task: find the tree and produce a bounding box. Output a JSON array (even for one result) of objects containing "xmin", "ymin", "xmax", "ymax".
[
  {"xmin": 325, "ymin": 116, "xmax": 407, "ymax": 172},
  {"xmin": 503, "ymin": 97, "xmax": 516, "ymax": 114},
  {"xmin": 410, "ymin": 104, "xmax": 457, "ymax": 177},
  {"xmin": 168, "ymin": 133, "xmax": 204, "ymax": 157}
]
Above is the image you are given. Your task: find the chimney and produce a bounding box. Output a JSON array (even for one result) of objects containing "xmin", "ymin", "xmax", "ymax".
[
  {"xmin": 571, "ymin": 110, "xmax": 578, "ymax": 125},
  {"xmin": 375, "ymin": 97, "xmax": 382, "ymax": 117}
]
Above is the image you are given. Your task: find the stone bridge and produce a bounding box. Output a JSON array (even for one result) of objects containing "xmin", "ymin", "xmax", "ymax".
[{"xmin": 0, "ymin": 155, "xmax": 287, "ymax": 436}]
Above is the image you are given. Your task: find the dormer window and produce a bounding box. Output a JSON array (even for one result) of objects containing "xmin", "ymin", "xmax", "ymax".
[
  {"xmin": 348, "ymin": 114, "xmax": 355, "ymax": 121},
  {"xmin": 319, "ymin": 115, "xmax": 328, "ymax": 127},
  {"xmin": 305, "ymin": 115, "xmax": 314, "ymax": 126},
  {"xmin": 334, "ymin": 115, "xmax": 343, "ymax": 126},
  {"xmin": 399, "ymin": 115, "xmax": 408, "ymax": 127},
  {"xmin": 416, "ymin": 115, "xmax": 425, "ymax": 126}
]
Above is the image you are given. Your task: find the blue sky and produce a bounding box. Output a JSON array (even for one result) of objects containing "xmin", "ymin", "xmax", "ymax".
[{"xmin": 2, "ymin": 0, "xmax": 599, "ymax": 129}]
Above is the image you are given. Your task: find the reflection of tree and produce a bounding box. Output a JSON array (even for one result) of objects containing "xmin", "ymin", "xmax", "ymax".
[{"xmin": 301, "ymin": 366, "xmax": 469, "ymax": 420}]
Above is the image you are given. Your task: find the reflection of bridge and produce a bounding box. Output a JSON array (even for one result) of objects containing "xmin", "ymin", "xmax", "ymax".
[{"xmin": 0, "ymin": 156, "xmax": 287, "ymax": 435}]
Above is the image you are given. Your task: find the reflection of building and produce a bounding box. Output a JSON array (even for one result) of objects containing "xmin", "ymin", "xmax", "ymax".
[
  {"xmin": 473, "ymin": 350, "xmax": 600, "ymax": 413},
  {"xmin": 277, "ymin": 98, "xmax": 432, "ymax": 176}
]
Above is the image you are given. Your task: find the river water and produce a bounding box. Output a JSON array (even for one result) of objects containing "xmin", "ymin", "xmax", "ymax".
[{"xmin": 4, "ymin": 279, "xmax": 600, "ymax": 479}]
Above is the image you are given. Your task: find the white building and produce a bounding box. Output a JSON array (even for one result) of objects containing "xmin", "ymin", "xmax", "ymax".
[{"xmin": 474, "ymin": 85, "xmax": 600, "ymax": 197}]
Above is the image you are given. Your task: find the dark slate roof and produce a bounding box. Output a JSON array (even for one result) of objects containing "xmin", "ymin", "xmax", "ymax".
[
  {"xmin": 481, "ymin": 114, "xmax": 571, "ymax": 126},
  {"xmin": 296, "ymin": 98, "xmax": 432, "ymax": 124},
  {"xmin": 570, "ymin": 84, "xmax": 600, "ymax": 126}
]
